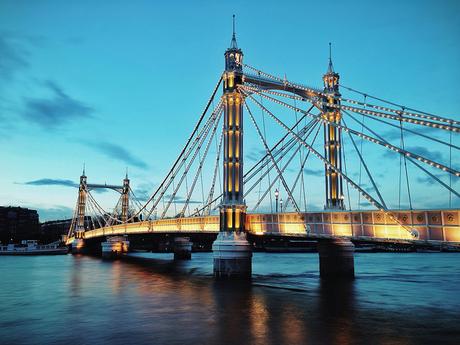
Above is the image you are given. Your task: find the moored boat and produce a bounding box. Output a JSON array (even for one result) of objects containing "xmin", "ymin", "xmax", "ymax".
[{"xmin": 0, "ymin": 240, "xmax": 68, "ymax": 255}]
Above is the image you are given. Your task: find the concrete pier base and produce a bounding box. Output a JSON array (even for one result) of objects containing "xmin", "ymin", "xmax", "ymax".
[
  {"xmin": 101, "ymin": 236, "xmax": 129, "ymax": 259},
  {"xmin": 212, "ymin": 232, "xmax": 252, "ymax": 279},
  {"xmin": 71, "ymin": 238, "xmax": 85, "ymax": 254},
  {"xmin": 173, "ymin": 237, "xmax": 192, "ymax": 260},
  {"xmin": 318, "ymin": 239, "xmax": 355, "ymax": 279}
]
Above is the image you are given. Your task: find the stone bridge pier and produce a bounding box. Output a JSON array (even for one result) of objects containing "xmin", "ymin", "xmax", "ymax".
[
  {"xmin": 101, "ymin": 236, "xmax": 130, "ymax": 259},
  {"xmin": 317, "ymin": 239, "xmax": 355, "ymax": 279},
  {"xmin": 173, "ymin": 237, "xmax": 193, "ymax": 260}
]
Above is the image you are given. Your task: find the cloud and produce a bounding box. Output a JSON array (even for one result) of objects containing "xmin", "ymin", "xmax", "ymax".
[
  {"xmin": 380, "ymin": 126, "xmax": 441, "ymax": 141},
  {"xmin": 20, "ymin": 177, "xmax": 108, "ymax": 194},
  {"xmin": 21, "ymin": 178, "xmax": 78, "ymax": 188},
  {"xmin": 0, "ymin": 35, "xmax": 29, "ymax": 81},
  {"xmin": 416, "ymin": 174, "xmax": 459, "ymax": 186},
  {"xmin": 133, "ymin": 188, "xmax": 151, "ymax": 202},
  {"xmin": 407, "ymin": 146, "xmax": 443, "ymax": 160},
  {"xmin": 247, "ymin": 148, "xmax": 266, "ymax": 162},
  {"xmin": 303, "ymin": 167, "xmax": 323, "ymax": 175},
  {"xmin": 382, "ymin": 145, "xmax": 443, "ymax": 161},
  {"xmin": 36, "ymin": 206, "xmax": 74, "ymax": 222},
  {"xmin": 84, "ymin": 141, "xmax": 148, "ymax": 169},
  {"xmin": 23, "ymin": 80, "xmax": 93, "ymax": 128},
  {"xmin": 164, "ymin": 194, "xmax": 201, "ymax": 204}
]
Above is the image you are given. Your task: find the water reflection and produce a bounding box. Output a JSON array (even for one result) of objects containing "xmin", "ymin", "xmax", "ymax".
[
  {"xmin": 1, "ymin": 254, "xmax": 459, "ymax": 345},
  {"xmin": 316, "ymin": 281, "xmax": 356, "ymax": 345}
]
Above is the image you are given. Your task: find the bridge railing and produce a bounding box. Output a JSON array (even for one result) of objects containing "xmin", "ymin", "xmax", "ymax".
[{"xmin": 78, "ymin": 209, "xmax": 460, "ymax": 245}]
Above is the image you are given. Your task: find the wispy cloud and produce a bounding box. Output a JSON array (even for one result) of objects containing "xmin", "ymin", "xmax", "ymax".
[
  {"xmin": 416, "ymin": 173, "xmax": 459, "ymax": 186},
  {"xmin": 133, "ymin": 187, "xmax": 151, "ymax": 202},
  {"xmin": 247, "ymin": 148, "xmax": 266, "ymax": 162},
  {"xmin": 20, "ymin": 177, "xmax": 109, "ymax": 194},
  {"xmin": 0, "ymin": 35, "xmax": 29, "ymax": 81},
  {"xmin": 83, "ymin": 141, "xmax": 148, "ymax": 169},
  {"xmin": 164, "ymin": 194, "xmax": 201, "ymax": 204},
  {"xmin": 382, "ymin": 145, "xmax": 444, "ymax": 161},
  {"xmin": 303, "ymin": 168, "xmax": 323, "ymax": 175},
  {"xmin": 36, "ymin": 205, "xmax": 74, "ymax": 222},
  {"xmin": 381, "ymin": 126, "xmax": 441, "ymax": 141},
  {"xmin": 23, "ymin": 80, "xmax": 93, "ymax": 128},
  {"xmin": 21, "ymin": 178, "xmax": 78, "ymax": 188}
]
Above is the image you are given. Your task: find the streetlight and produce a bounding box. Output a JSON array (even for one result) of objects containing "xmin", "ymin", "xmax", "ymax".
[
  {"xmin": 280, "ymin": 198, "xmax": 283, "ymax": 213},
  {"xmin": 275, "ymin": 189, "xmax": 279, "ymax": 213}
]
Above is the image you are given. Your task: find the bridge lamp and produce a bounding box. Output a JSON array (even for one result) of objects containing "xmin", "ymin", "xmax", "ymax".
[
  {"xmin": 280, "ymin": 198, "xmax": 283, "ymax": 213},
  {"xmin": 275, "ymin": 189, "xmax": 279, "ymax": 213}
]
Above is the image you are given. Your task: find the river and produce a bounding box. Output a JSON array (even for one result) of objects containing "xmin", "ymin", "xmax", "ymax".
[{"xmin": 0, "ymin": 252, "xmax": 459, "ymax": 345}]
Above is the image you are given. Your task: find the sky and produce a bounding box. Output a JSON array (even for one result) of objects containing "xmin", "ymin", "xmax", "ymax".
[{"xmin": 0, "ymin": 0, "xmax": 459, "ymax": 221}]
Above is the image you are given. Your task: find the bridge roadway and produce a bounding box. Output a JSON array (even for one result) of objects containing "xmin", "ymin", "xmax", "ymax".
[{"xmin": 68, "ymin": 209, "xmax": 460, "ymax": 245}]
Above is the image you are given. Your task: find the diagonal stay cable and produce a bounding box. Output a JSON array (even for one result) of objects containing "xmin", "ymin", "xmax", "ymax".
[
  {"xmin": 240, "ymin": 62, "xmax": 459, "ymax": 129},
  {"xmin": 126, "ymin": 76, "xmax": 223, "ymax": 221},
  {"xmin": 345, "ymin": 110, "xmax": 460, "ymax": 199},
  {"xmin": 253, "ymin": 120, "xmax": 320, "ymax": 212},
  {"xmin": 242, "ymin": 83, "xmax": 460, "ymax": 132},
  {"xmin": 247, "ymin": 87, "xmax": 460, "ymax": 178},
  {"xmin": 179, "ymin": 109, "xmax": 223, "ymax": 216},
  {"xmin": 284, "ymin": 123, "xmax": 321, "ymax": 210},
  {"xmin": 342, "ymin": 117, "xmax": 387, "ymax": 208},
  {"xmin": 161, "ymin": 106, "xmax": 223, "ymax": 218},
  {"xmin": 243, "ymin": 98, "xmax": 303, "ymax": 217},
  {"xmin": 148, "ymin": 102, "xmax": 222, "ymax": 219},
  {"xmin": 245, "ymin": 91, "xmax": 419, "ymax": 238},
  {"xmin": 205, "ymin": 124, "xmax": 224, "ymax": 215}
]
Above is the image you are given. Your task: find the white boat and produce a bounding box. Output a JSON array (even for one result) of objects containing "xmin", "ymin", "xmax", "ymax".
[{"xmin": 0, "ymin": 240, "xmax": 68, "ymax": 255}]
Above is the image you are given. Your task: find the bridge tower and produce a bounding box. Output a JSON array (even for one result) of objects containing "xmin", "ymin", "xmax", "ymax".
[
  {"xmin": 72, "ymin": 169, "xmax": 87, "ymax": 253},
  {"xmin": 121, "ymin": 173, "xmax": 130, "ymax": 223},
  {"xmin": 322, "ymin": 44, "xmax": 345, "ymax": 210},
  {"xmin": 212, "ymin": 16, "xmax": 252, "ymax": 278}
]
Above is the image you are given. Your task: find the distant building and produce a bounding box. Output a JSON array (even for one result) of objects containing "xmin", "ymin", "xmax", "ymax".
[
  {"xmin": 40, "ymin": 219, "xmax": 73, "ymax": 243},
  {"xmin": 0, "ymin": 206, "xmax": 40, "ymax": 244}
]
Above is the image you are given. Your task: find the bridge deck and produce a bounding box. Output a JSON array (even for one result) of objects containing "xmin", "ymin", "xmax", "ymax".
[{"xmin": 72, "ymin": 209, "xmax": 460, "ymax": 245}]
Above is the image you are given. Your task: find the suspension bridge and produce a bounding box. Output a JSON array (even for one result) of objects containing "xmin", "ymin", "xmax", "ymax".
[{"xmin": 66, "ymin": 19, "xmax": 460, "ymax": 279}]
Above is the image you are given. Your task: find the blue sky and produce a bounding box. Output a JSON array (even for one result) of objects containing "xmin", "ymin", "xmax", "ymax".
[{"xmin": 0, "ymin": 0, "xmax": 459, "ymax": 221}]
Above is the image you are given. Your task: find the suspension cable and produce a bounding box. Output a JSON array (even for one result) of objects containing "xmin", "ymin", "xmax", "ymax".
[
  {"xmin": 239, "ymin": 62, "xmax": 459, "ymax": 129},
  {"xmin": 126, "ymin": 76, "xmax": 223, "ymax": 221},
  {"xmin": 179, "ymin": 110, "xmax": 222, "ymax": 216},
  {"xmin": 161, "ymin": 106, "xmax": 222, "ymax": 218},
  {"xmin": 345, "ymin": 110, "xmax": 460, "ymax": 199},
  {"xmin": 245, "ymin": 99, "xmax": 303, "ymax": 214},
  {"xmin": 243, "ymin": 86, "xmax": 460, "ymax": 177},
  {"xmin": 284, "ymin": 123, "xmax": 321, "ymax": 210},
  {"xmin": 245, "ymin": 92, "xmax": 419, "ymax": 236}
]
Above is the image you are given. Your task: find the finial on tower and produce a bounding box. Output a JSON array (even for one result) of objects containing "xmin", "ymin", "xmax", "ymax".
[
  {"xmin": 125, "ymin": 167, "xmax": 129, "ymax": 179},
  {"xmin": 82, "ymin": 163, "xmax": 86, "ymax": 176},
  {"xmin": 327, "ymin": 42, "xmax": 334, "ymax": 73},
  {"xmin": 230, "ymin": 14, "xmax": 238, "ymax": 49}
]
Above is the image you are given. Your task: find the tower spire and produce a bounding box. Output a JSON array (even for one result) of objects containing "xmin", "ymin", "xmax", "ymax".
[
  {"xmin": 327, "ymin": 42, "xmax": 334, "ymax": 73},
  {"xmin": 230, "ymin": 14, "xmax": 238, "ymax": 49},
  {"xmin": 82, "ymin": 163, "xmax": 86, "ymax": 176}
]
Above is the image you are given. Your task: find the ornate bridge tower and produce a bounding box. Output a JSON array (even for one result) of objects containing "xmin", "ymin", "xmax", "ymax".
[
  {"xmin": 72, "ymin": 170, "xmax": 87, "ymax": 253},
  {"xmin": 212, "ymin": 16, "xmax": 252, "ymax": 278},
  {"xmin": 76, "ymin": 172, "xmax": 88, "ymax": 236},
  {"xmin": 121, "ymin": 173, "xmax": 130, "ymax": 223},
  {"xmin": 322, "ymin": 44, "xmax": 345, "ymax": 210}
]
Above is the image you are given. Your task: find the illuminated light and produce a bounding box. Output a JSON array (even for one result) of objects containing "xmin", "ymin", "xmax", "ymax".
[
  {"xmin": 226, "ymin": 208, "xmax": 233, "ymax": 229},
  {"xmin": 235, "ymin": 208, "xmax": 241, "ymax": 229}
]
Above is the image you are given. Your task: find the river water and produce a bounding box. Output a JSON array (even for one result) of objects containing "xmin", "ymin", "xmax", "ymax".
[{"xmin": 0, "ymin": 252, "xmax": 459, "ymax": 345}]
